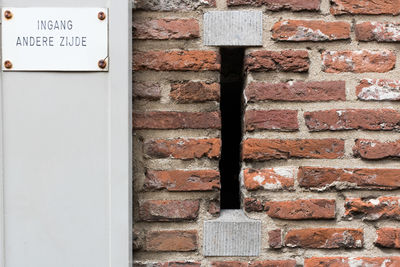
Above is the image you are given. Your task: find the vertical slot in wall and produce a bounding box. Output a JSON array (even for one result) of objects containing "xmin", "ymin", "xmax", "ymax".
[{"xmin": 219, "ymin": 47, "xmax": 245, "ymax": 209}]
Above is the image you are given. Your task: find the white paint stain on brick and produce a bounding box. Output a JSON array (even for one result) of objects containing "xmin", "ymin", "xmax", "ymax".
[
  {"xmin": 369, "ymin": 198, "xmax": 380, "ymax": 205},
  {"xmin": 288, "ymin": 27, "xmax": 330, "ymax": 41},
  {"xmin": 358, "ymin": 79, "xmax": 400, "ymax": 100},
  {"xmin": 348, "ymin": 258, "xmax": 364, "ymax": 267},
  {"xmin": 252, "ymin": 175, "xmax": 283, "ymax": 190},
  {"xmin": 250, "ymin": 167, "xmax": 295, "ymax": 191},
  {"xmin": 372, "ymin": 22, "xmax": 400, "ymax": 41},
  {"xmin": 274, "ymin": 167, "xmax": 297, "ymax": 178}
]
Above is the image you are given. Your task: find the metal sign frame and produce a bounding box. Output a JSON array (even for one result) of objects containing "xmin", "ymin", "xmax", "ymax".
[{"xmin": 2, "ymin": 7, "xmax": 109, "ymax": 71}]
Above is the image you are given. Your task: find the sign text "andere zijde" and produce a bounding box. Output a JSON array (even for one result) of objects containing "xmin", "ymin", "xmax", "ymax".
[{"xmin": 16, "ymin": 20, "xmax": 87, "ymax": 47}]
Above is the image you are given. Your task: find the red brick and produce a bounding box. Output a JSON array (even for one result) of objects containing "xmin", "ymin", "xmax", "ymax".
[
  {"xmin": 356, "ymin": 22, "xmax": 400, "ymax": 42},
  {"xmin": 375, "ymin": 228, "xmax": 400, "ymax": 248},
  {"xmin": 356, "ymin": 79, "xmax": 400, "ymax": 101},
  {"xmin": 244, "ymin": 197, "xmax": 265, "ymax": 212},
  {"xmin": 208, "ymin": 199, "xmax": 220, "ymax": 216},
  {"xmin": 134, "ymin": 263, "xmax": 201, "ymax": 267},
  {"xmin": 243, "ymin": 168, "xmax": 295, "ymax": 191},
  {"xmin": 133, "ymin": 19, "xmax": 199, "ymax": 40},
  {"xmin": 242, "ymin": 139, "xmax": 344, "ymax": 161},
  {"xmin": 144, "ymin": 170, "xmax": 220, "ymax": 192},
  {"xmin": 133, "ymin": 0, "xmax": 216, "ymax": 11},
  {"xmin": 145, "ymin": 230, "xmax": 197, "ymax": 252},
  {"xmin": 344, "ymin": 197, "xmax": 400, "ymax": 221},
  {"xmin": 305, "ymin": 257, "xmax": 400, "ymax": 267},
  {"xmin": 245, "ymin": 110, "xmax": 298, "ymax": 131},
  {"xmin": 265, "ymin": 199, "xmax": 336, "ymax": 220},
  {"xmin": 305, "ymin": 258, "xmax": 346, "ymax": 267},
  {"xmin": 212, "ymin": 262, "xmax": 247, "ymax": 267},
  {"xmin": 330, "ymin": 0, "xmax": 400, "ymax": 15},
  {"xmin": 164, "ymin": 263, "xmax": 201, "ymax": 267},
  {"xmin": 245, "ymin": 50, "xmax": 309, "ymax": 72},
  {"xmin": 249, "ymin": 261, "xmax": 296, "ymax": 267},
  {"xmin": 170, "ymin": 82, "xmax": 220, "ymax": 103},
  {"xmin": 268, "ymin": 229, "xmax": 283, "ymax": 249},
  {"xmin": 322, "ymin": 50, "xmax": 396, "ymax": 73},
  {"xmin": 304, "ymin": 109, "xmax": 400, "ymax": 131},
  {"xmin": 133, "ymin": 111, "xmax": 221, "ymax": 129},
  {"xmin": 284, "ymin": 228, "xmax": 363, "ymax": 249},
  {"xmin": 227, "ymin": 0, "xmax": 320, "ymax": 11},
  {"xmin": 298, "ymin": 167, "xmax": 400, "ymax": 190},
  {"xmin": 272, "ymin": 20, "xmax": 350, "ymax": 41},
  {"xmin": 139, "ymin": 200, "xmax": 200, "ymax": 222},
  {"xmin": 144, "ymin": 138, "xmax": 221, "ymax": 160},
  {"xmin": 133, "ymin": 50, "xmax": 220, "ymax": 71},
  {"xmin": 133, "ymin": 82, "xmax": 162, "ymax": 101},
  {"xmin": 353, "ymin": 139, "xmax": 400, "ymax": 160},
  {"xmin": 212, "ymin": 261, "xmax": 296, "ymax": 267},
  {"xmin": 245, "ymin": 81, "xmax": 346, "ymax": 102}
]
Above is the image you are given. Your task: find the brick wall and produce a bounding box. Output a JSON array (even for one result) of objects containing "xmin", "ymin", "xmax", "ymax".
[{"xmin": 132, "ymin": 0, "xmax": 400, "ymax": 266}]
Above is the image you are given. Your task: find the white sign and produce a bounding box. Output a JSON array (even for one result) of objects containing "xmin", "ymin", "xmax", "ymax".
[{"xmin": 2, "ymin": 8, "xmax": 109, "ymax": 71}]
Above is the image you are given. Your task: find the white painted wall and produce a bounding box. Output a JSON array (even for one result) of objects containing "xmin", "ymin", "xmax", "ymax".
[{"xmin": 0, "ymin": 1, "xmax": 132, "ymax": 266}]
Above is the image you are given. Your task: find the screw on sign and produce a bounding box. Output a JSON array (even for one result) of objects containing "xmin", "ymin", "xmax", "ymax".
[
  {"xmin": 98, "ymin": 11, "xmax": 106, "ymax": 21},
  {"xmin": 4, "ymin": 10, "xmax": 12, "ymax": 20},
  {"xmin": 4, "ymin": 60, "xmax": 12, "ymax": 69},
  {"xmin": 98, "ymin": 59, "xmax": 107, "ymax": 69}
]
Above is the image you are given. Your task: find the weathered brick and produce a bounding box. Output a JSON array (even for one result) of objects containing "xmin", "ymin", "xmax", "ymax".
[
  {"xmin": 322, "ymin": 50, "xmax": 396, "ymax": 73},
  {"xmin": 268, "ymin": 229, "xmax": 283, "ymax": 249},
  {"xmin": 265, "ymin": 199, "xmax": 336, "ymax": 220},
  {"xmin": 245, "ymin": 110, "xmax": 299, "ymax": 131},
  {"xmin": 245, "ymin": 81, "xmax": 346, "ymax": 102},
  {"xmin": 244, "ymin": 197, "xmax": 265, "ymax": 212},
  {"xmin": 144, "ymin": 138, "xmax": 221, "ymax": 160},
  {"xmin": 134, "ymin": 263, "xmax": 201, "ymax": 267},
  {"xmin": 133, "ymin": 229, "xmax": 144, "ymax": 251},
  {"xmin": 165, "ymin": 263, "xmax": 200, "ymax": 267},
  {"xmin": 139, "ymin": 200, "xmax": 200, "ymax": 222},
  {"xmin": 272, "ymin": 20, "xmax": 350, "ymax": 41},
  {"xmin": 245, "ymin": 50, "xmax": 309, "ymax": 72},
  {"xmin": 356, "ymin": 22, "xmax": 400, "ymax": 42},
  {"xmin": 211, "ymin": 262, "xmax": 247, "ymax": 267},
  {"xmin": 170, "ymin": 82, "xmax": 220, "ymax": 103},
  {"xmin": 133, "ymin": 0, "xmax": 216, "ymax": 11},
  {"xmin": 145, "ymin": 230, "xmax": 197, "ymax": 252},
  {"xmin": 304, "ymin": 109, "xmax": 400, "ymax": 131},
  {"xmin": 133, "ymin": 82, "xmax": 162, "ymax": 101},
  {"xmin": 133, "ymin": 111, "xmax": 221, "ymax": 129},
  {"xmin": 284, "ymin": 228, "xmax": 363, "ymax": 249},
  {"xmin": 305, "ymin": 257, "xmax": 400, "ymax": 267},
  {"xmin": 249, "ymin": 261, "xmax": 296, "ymax": 267},
  {"xmin": 208, "ymin": 199, "xmax": 220, "ymax": 216},
  {"xmin": 344, "ymin": 197, "xmax": 400, "ymax": 221},
  {"xmin": 133, "ymin": 50, "xmax": 220, "ymax": 71},
  {"xmin": 375, "ymin": 228, "xmax": 400, "ymax": 248},
  {"xmin": 243, "ymin": 168, "xmax": 295, "ymax": 191},
  {"xmin": 212, "ymin": 261, "xmax": 296, "ymax": 267},
  {"xmin": 330, "ymin": 0, "xmax": 400, "ymax": 15},
  {"xmin": 227, "ymin": 0, "xmax": 320, "ymax": 11},
  {"xmin": 144, "ymin": 170, "xmax": 220, "ymax": 191},
  {"xmin": 356, "ymin": 79, "xmax": 400, "ymax": 101},
  {"xmin": 242, "ymin": 139, "xmax": 344, "ymax": 161},
  {"xmin": 353, "ymin": 139, "xmax": 400, "ymax": 160},
  {"xmin": 133, "ymin": 19, "xmax": 199, "ymax": 40},
  {"xmin": 298, "ymin": 167, "xmax": 400, "ymax": 190}
]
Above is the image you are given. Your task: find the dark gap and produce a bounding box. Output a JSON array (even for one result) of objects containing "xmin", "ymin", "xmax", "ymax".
[{"xmin": 219, "ymin": 47, "xmax": 245, "ymax": 210}]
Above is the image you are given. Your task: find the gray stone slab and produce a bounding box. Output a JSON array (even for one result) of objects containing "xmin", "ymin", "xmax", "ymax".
[
  {"xmin": 203, "ymin": 209, "xmax": 261, "ymax": 256},
  {"xmin": 203, "ymin": 11, "xmax": 263, "ymax": 47}
]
